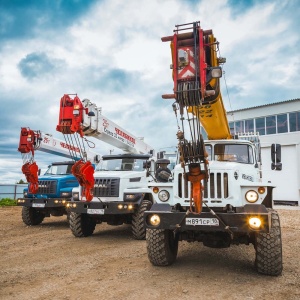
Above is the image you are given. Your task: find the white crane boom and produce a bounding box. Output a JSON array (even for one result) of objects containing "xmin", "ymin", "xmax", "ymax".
[
  {"xmin": 18, "ymin": 127, "xmax": 101, "ymax": 163},
  {"xmin": 80, "ymin": 98, "xmax": 153, "ymax": 155}
]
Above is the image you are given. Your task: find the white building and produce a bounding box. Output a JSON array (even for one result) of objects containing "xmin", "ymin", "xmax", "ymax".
[{"xmin": 227, "ymin": 98, "xmax": 300, "ymax": 206}]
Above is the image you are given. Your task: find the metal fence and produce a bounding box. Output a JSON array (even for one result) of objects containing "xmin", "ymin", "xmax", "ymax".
[{"xmin": 0, "ymin": 184, "xmax": 27, "ymax": 200}]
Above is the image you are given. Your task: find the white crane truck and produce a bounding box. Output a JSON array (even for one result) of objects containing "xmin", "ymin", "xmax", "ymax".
[
  {"xmin": 56, "ymin": 95, "xmax": 172, "ymax": 239},
  {"xmin": 144, "ymin": 22, "xmax": 283, "ymax": 276}
]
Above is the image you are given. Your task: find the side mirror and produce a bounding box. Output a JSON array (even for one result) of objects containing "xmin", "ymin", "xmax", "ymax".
[
  {"xmin": 143, "ymin": 161, "xmax": 151, "ymax": 169},
  {"xmin": 271, "ymin": 144, "xmax": 282, "ymax": 171}
]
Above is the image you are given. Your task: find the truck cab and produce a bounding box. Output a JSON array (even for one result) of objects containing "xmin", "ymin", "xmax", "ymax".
[
  {"xmin": 17, "ymin": 161, "xmax": 78, "ymax": 225},
  {"xmin": 67, "ymin": 153, "xmax": 157, "ymax": 239},
  {"xmin": 145, "ymin": 138, "xmax": 282, "ymax": 276}
]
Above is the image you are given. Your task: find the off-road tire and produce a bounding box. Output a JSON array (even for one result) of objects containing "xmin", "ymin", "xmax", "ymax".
[
  {"xmin": 69, "ymin": 212, "xmax": 96, "ymax": 237},
  {"xmin": 146, "ymin": 228, "xmax": 178, "ymax": 266},
  {"xmin": 255, "ymin": 209, "xmax": 283, "ymax": 276},
  {"xmin": 22, "ymin": 207, "xmax": 45, "ymax": 225},
  {"xmin": 132, "ymin": 200, "xmax": 152, "ymax": 240}
]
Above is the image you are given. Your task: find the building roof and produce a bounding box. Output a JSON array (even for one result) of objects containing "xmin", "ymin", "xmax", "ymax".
[{"xmin": 227, "ymin": 98, "xmax": 300, "ymax": 113}]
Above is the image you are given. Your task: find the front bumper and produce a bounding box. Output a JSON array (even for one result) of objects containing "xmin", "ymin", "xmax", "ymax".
[
  {"xmin": 66, "ymin": 201, "xmax": 140, "ymax": 215},
  {"xmin": 17, "ymin": 198, "xmax": 68, "ymax": 208},
  {"xmin": 144, "ymin": 204, "xmax": 271, "ymax": 234}
]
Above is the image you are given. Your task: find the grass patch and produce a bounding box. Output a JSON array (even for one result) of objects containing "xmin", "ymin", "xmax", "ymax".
[{"xmin": 0, "ymin": 198, "xmax": 17, "ymax": 206}]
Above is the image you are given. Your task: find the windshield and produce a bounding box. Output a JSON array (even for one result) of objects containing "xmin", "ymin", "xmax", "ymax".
[
  {"xmin": 96, "ymin": 158, "xmax": 146, "ymax": 172},
  {"xmin": 214, "ymin": 144, "xmax": 254, "ymax": 164},
  {"xmin": 44, "ymin": 164, "xmax": 73, "ymax": 175}
]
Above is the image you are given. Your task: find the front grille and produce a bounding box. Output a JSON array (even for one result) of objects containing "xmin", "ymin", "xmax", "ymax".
[
  {"xmin": 37, "ymin": 180, "xmax": 57, "ymax": 195},
  {"xmin": 93, "ymin": 178, "xmax": 120, "ymax": 197},
  {"xmin": 204, "ymin": 172, "xmax": 228, "ymax": 199}
]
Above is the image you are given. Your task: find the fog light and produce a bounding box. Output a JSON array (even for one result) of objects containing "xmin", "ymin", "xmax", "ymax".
[
  {"xmin": 128, "ymin": 204, "xmax": 133, "ymax": 210},
  {"xmin": 72, "ymin": 203, "xmax": 77, "ymax": 208},
  {"xmin": 62, "ymin": 200, "xmax": 66, "ymax": 204},
  {"xmin": 149, "ymin": 214, "xmax": 160, "ymax": 226},
  {"xmin": 66, "ymin": 203, "xmax": 70, "ymax": 208},
  {"xmin": 249, "ymin": 217, "xmax": 261, "ymax": 229},
  {"xmin": 118, "ymin": 204, "xmax": 123, "ymax": 209}
]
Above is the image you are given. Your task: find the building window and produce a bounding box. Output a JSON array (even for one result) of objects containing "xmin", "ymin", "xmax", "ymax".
[
  {"xmin": 266, "ymin": 115, "xmax": 276, "ymax": 135},
  {"xmin": 235, "ymin": 121, "xmax": 244, "ymax": 133},
  {"xmin": 289, "ymin": 112, "xmax": 300, "ymax": 132},
  {"xmin": 229, "ymin": 122, "xmax": 235, "ymax": 135},
  {"xmin": 255, "ymin": 117, "xmax": 265, "ymax": 135},
  {"xmin": 277, "ymin": 114, "xmax": 288, "ymax": 133},
  {"xmin": 244, "ymin": 119, "xmax": 254, "ymax": 133}
]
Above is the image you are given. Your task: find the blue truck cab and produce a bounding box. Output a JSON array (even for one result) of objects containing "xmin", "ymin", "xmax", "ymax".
[{"xmin": 17, "ymin": 161, "xmax": 79, "ymax": 225}]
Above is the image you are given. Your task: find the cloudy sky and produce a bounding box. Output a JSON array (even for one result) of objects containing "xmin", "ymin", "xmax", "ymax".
[{"xmin": 0, "ymin": 0, "xmax": 299, "ymax": 183}]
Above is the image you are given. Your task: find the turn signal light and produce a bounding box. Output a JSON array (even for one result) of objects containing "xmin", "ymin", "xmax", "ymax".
[{"xmin": 152, "ymin": 187, "xmax": 159, "ymax": 194}]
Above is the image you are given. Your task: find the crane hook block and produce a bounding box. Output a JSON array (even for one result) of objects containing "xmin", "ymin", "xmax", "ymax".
[
  {"xmin": 56, "ymin": 94, "xmax": 87, "ymax": 137},
  {"xmin": 21, "ymin": 162, "xmax": 39, "ymax": 194},
  {"xmin": 71, "ymin": 160, "xmax": 95, "ymax": 201}
]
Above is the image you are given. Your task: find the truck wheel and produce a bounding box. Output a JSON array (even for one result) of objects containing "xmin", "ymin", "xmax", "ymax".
[
  {"xmin": 69, "ymin": 212, "xmax": 96, "ymax": 237},
  {"xmin": 132, "ymin": 199, "xmax": 152, "ymax": 240},
  {"xmin": 22, "ymin": 207, "xmax": 45, "ymax": 225},
  {"xmin": 146, "ymin": 228, "xmax": 178, "ymax": 266},
  {"xmin": 254, "ymin": 209, "xmax": 283, "ymax": 276}
]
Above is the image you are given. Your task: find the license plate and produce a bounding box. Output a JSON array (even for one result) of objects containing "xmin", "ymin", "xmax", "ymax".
[
  {"xmin": 32, "ymin": 203, "xmax": 45, "ymax": 208},
  {"xmin": 87, "ymin": 208, "xmax": 104, "ymax": 215},
  {"xmin": 186, "ymin": 218, "xmax": 219, "ymax": 226}
]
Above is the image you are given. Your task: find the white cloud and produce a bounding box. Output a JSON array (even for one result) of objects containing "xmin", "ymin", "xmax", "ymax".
[{"xmin": 0, "ymin": 0, "xmax": 299, "ymax": 183}]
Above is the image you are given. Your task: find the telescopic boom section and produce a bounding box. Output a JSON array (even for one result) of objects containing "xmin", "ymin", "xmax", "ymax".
[
  {"xmin": 56, "ymin": 94, "xmax": 95, "ymax": 201},
  {"xmin": 18, "ymin": 127, "xmax": 42, "ymax": 194}
]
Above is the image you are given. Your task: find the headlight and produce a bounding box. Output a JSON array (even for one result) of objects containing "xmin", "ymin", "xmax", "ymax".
[
  {"xmin": 149, "ymin": 214, "xmax": 160, "ymax": 226},
  {"xmin": 245, "ymin": 190, "xmax": 258, "ymax": 203},
  {"xmin": 158, "ymin": 190, "xmax": 170, "ymax": 202},
  {"xmin": 72, "ymin": 192, "xmax": 79, "ymax": 200},
  {"xmin": 61, "ymin": 192, "xmax": 71, "ymax": 197}
]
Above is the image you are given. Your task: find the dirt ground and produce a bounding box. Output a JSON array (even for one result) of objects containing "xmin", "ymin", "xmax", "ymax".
[{"xmin": 0, "ymin": 206, "xmax": 299, "ymax": 300}]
